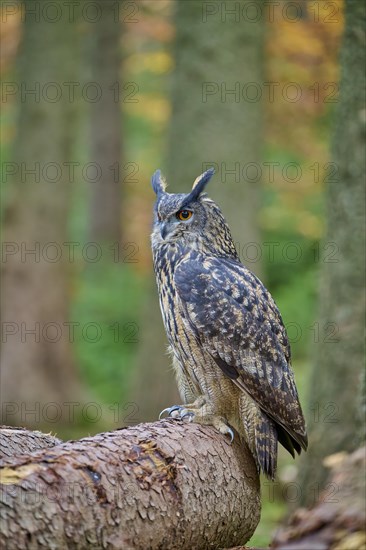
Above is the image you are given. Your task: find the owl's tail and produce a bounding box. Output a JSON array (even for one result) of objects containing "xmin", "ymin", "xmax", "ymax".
[{"xmin": 255, "ymin": 412, "xmax": 278, "ymax": 480}]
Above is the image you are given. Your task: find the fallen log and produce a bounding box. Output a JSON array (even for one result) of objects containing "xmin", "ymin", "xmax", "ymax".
[
  {"xmin": 0, "ymin": 421, "xmax": 261, "ymax": 549},
  {"xmin": 0, "ymin": 426, "xmax": 61, "ymax": 459}
]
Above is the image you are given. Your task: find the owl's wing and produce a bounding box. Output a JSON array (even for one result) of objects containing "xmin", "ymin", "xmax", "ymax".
[{"xmin": 174, "ymin": 253, "xmax": 307, "ymax": 452}]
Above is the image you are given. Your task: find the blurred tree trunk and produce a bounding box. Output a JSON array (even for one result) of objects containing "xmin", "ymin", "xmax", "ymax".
[
  {"xmin": 87, "ymin": 1, "xmax": 122, "ymax": 245},
  {"xmin": 166, "ymin": 0, "xmax": 264, "ymax": 262},
  {"xmin": 299, "ymin": 0, "xmax": 366, "ymax": 506},
  {"xmin": 0, "ymin": 1, "xmax": 85, "ymax": 427},
  {"xmin": 132, "ymin": 0, "xmax": 264, "ymax": 421}
]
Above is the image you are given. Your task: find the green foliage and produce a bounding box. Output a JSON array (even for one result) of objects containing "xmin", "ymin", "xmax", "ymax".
[
  {"xmin": 250, "ymin": 484, "xmax": 287, "ymax": 547},
  {"xmin": 71, "ymin": 263, "xmax": 145, "ymax": 405},
  {"xmin": 275, "ymin": 267, "xmax": 318, "ymax": 360}
]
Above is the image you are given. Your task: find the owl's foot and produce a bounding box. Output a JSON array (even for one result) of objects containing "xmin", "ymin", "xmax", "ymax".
[
  {"xmin": 159, "ymin": 405, "xmax": 195, "ymax": 422},
  {"xmin": 159, "ymin": 396, "xmax": 206, "ymax": 420},
  {"xmin": 159, "ymin": 400, "xmax": 234, "ymax": 442}
]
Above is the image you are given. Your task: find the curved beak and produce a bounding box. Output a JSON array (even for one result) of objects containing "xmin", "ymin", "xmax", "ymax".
[{"xmin": 160, "ymin": 222, "xmax": 169, "ymax": 240}]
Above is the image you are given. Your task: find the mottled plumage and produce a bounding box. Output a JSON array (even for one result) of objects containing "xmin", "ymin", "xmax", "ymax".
[{"xmin": 151, "ymin": 168, "xmax": 307, "ymax": 479}]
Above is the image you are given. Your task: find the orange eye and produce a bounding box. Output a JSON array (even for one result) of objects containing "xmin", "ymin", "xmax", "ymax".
[{"xmin": 176, "ymin": 209, "xmax": 193, "ymax": 221}]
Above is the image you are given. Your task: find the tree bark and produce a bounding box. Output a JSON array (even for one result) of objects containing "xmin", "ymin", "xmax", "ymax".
[
  {"xmin": 0, "ymin": 0, "xmax": 85, "ymax": 427},
  {"xmin": 299, "ymin": 0, "xmax": 366, "ymax": 505},
  {"xmin": 87, "ymin": 0, "xmax": 122, "ymax": 245},
  {"xmin": 0, "ymin": 427, "xmax": 61, "ymax": 459},
  {"xmin": 0, "ymin": 423, "xmax": 260, "ymax": 550}
]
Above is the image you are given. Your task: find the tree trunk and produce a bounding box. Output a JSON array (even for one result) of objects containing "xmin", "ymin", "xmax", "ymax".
[
  {"xmin": 87, "ymin": 0, "xmax": 122, "ymax": 245},
  {"xmin": 166, "ymin": 0, "xmax": 264, "ymax": 273},
  {"xmin": 133, "ymin": 0, "xmax": 264, "ymax": 421},
  {"xmin": 0, "ymin": 0, "xmax": 85, "ymax": 428},
  {"xmin": 299, "ymin": 0, "xmax": 366, "ymax": 506},
  {"xmin": 0, "ymin": 423, "xmax": 260, "ymax": 549}
]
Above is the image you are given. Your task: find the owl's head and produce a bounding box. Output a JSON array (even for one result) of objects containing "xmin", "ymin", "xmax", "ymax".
[{"xmin": 151, "ymin": 168, "xmax": 238, "ymax": 259}]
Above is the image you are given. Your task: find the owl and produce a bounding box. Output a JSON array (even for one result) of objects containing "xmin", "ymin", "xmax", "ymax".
[{"xmin": 151, "ymin": 168, "xmax": 307, "ymax": 479}]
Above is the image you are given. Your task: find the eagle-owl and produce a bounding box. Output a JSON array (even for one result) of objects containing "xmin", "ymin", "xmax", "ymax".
[{"xmin": 151, "ymin": 168, "xmax": 307, "ymax": 479}]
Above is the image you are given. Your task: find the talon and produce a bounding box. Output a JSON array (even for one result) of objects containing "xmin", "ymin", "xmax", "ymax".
[
  {"xmin": 159, "ymin": 405, "xmax": 181, "ymax": 420},
  {"xmin": 226, "ymin": 426, "xmax": 234, "ymax": 443},
  {"xmin": 170, "ymin": 408, "xmax": 182, "ymax": 419},
  {"xmin": 159, "ymin": 407, "xmax": 170, "ymax": 420},
  {"xmin": 181, "ymin": 411, "xmax": 195, "ymax": 422}
]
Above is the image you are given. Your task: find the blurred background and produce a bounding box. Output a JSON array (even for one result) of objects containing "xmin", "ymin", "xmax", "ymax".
[{"xmin": 1, "ymin": 0, "xmax": 364, "ymax": 546}]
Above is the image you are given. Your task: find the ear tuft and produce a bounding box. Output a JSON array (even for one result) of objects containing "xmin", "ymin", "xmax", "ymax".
[
  {"xmin": 188, "ymin": 167, "xmax": 215, "ymax": 202},
  {"xmin": 151, "ymin": 170, "xmax": 167, "ymax": 196},
  {"xmin": 179, "ymin": 167, "xmax": 215, "ymax": 208},
  {"xmin": 192, "ymin": 167, "xmax": 215, "ymax": 191}
]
